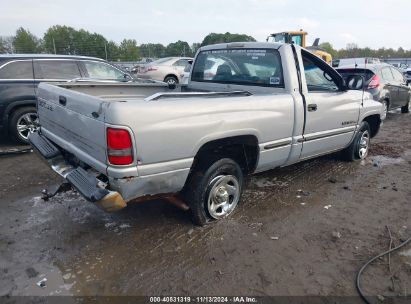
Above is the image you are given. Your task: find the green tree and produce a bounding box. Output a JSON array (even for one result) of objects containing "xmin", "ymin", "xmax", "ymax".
[
  {"xmin": 13, "ymin": 27, "xmax": 41, "ymax": 53},
  {"xmin": 191, "ymin": 43, "xmax": 201, "ymax": 55},
  {"xmin": 0, "ymin": 36, "xmax": 13, "ymax": 53},
  {"xmin": 43, "ymin": 25, "xmax": 109, "ymax": 59},
  {"xmin": 201, "ymin": 32, "xmax": 256, "ymax": 46},
  {"xmin": 319, "ymin": 42, "xmax": 338, "ymax": 59},
  {"xmin": 139, "ymin": 43, "xmax": 166, "ymax": 58},
  {"xmin": 165, "ymin": 40, "xmax": 192, "ymax": 57},
  {"xmin": 118, "ymin": 39, "xmax": 140, "ymax": 61},
  {"xmin": 105, "ymin": 41, "xmax": 120, "ymax": 61},
  {"xmin": 43, "ymin": 25, "xmax": 77, "ymax": 54}
]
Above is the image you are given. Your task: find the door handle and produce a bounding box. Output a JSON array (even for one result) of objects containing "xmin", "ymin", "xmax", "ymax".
[
  {"xmin": 307, "ymin": 104, "xmax": 317, "ymax": 112},
  {"xmin": 59, "ymin": 96, "xmax": 67, "ymax": 106}
]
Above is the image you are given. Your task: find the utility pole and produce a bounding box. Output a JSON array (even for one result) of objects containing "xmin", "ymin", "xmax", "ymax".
[
  {"xmin": 105, "ymin": 43, "xmax": 108, "ymax": 61},
  {"xmin": 52, "ymin": 38, "xmax": 56, "ymax": 54}
]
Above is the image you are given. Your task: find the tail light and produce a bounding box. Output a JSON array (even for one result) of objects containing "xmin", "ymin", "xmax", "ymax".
[
  {"xmin": 107, "ymin": 128, "xmax": 133, "ymax": 165},
  {"xmin": 368, "ymin": 74, "xmax": 380, "ymax": 89}
]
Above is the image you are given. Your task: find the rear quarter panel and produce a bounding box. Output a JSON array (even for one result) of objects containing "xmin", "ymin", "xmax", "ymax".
[{"xmin": 105, "ymin": 93, "xmax": 295, "ymax": 171}]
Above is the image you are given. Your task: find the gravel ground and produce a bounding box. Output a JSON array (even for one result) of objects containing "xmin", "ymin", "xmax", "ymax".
[{"xmin": 0, "ymin": 110, "xmax": 410, "ymax": 302}]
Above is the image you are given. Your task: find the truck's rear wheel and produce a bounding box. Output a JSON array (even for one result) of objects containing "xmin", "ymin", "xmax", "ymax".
[
  {"xmin": 182, "ymin": 158, "xmax": 243, "ymax": 226},
  {"xmin": 9, "ymin": 107, "xmax": 39, "ymax": 145},
  {"xmin": 342, "ymin": 121, "xmax": 371, "ymax": 161}
]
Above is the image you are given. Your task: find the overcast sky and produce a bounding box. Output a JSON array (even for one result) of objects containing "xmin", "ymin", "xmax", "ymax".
[{"xmin": 1, "ymin": 0, "xmax": 410, "ymax": 50}]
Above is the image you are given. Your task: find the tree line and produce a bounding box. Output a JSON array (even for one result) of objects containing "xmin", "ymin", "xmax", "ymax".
[
  {"xmin": 0, "ymin": 26, "xmax": 255, "ymax": 61},
  {"xmin": 319, "ymin": 42, "xmax": 411, "ymax": 61},
  {"xmin": 1, "ymin": 26, "xmax": 410, "ymax": 61}
]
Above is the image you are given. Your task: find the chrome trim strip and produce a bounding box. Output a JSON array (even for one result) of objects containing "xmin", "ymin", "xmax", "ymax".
[
  {"xmin": 0, "ymin": 59, "xmax": 32, "ymax": 70},
  {"xmin": 260, "ymin": 138, "xmax": 292, "ymax": 150},
  {"xmin": 0, "ymin": 79, "xmax": 35, "ymax": 81},
  {"xmin": 262, "ymin": 138, "xmax": 292, "ymax": 150},
  {"xmin": 299, "ymin": 126, "xmax": 356, "ymax": 143}
]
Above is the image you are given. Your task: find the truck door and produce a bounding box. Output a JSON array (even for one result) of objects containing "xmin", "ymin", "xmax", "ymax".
[{"xmin": 299, "ymin": 49, "xmax": 360, "ymax": 159}]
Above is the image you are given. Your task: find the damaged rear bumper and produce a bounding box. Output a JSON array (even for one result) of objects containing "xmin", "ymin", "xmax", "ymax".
[
  {"xmin": 28, "ymin": 131, "xmax": 192, "ymax": 212},
  {"xmin": 28, "ymin": 131, "xmax": 126, "ymax": 212}
]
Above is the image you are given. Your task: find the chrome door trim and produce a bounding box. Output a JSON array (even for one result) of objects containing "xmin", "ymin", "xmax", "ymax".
[
  {"xmin": 261, "ymin": 138, "xmax": 292, "ymax": 150},
  {"xmin": 298, "ymin": 125, "xmax": 357, "ymax": 143}
]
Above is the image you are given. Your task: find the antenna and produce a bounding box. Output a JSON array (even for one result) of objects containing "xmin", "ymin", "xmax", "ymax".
[{"xmin": 361, "ymin": 56, "xmax": 367, "ymax": 106}]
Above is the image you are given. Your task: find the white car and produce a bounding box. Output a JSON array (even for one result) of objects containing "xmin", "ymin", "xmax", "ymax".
[{"xmin": 137, "ymin": 57, "xmax": 192, "ymax": 85}]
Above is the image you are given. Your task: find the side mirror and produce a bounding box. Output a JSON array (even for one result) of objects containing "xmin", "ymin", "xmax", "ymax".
[{"xmin": 345, "ymin": 75, "xmax": 365, "ymax": 90}]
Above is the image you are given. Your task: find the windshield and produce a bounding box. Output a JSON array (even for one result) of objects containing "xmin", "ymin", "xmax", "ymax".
[{"xmin": 191, "ymin": 48, "xmax": 284, "ymax": 87}]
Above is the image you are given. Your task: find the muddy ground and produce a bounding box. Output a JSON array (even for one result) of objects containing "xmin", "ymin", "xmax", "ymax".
[{"xmin": 0, "ymin": 110, "xmax": 411, "ymax": 302}]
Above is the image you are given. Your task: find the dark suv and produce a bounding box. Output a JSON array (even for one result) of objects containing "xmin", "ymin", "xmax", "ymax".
[
  {"xmin": 337, "ymin": 63, "xmax": 411, "ymax": 120},
  {"xmin": 0, "ymin": 54, "xmax": 132, "ymax": 144}
]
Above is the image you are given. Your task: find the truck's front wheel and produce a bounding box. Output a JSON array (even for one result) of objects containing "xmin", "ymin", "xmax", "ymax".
[
  {"xmin": 182, "ymin": 158, "xmax": 243, "ymax": 226},
  {"xmin": 342, "ymin": 121, "xmax": 371, "ymax": 161}
]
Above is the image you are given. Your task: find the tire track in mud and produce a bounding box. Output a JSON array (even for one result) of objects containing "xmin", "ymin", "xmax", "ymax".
[{"xmin": 54, "ymin": 154, "xmax": 361, "ymax": 295}]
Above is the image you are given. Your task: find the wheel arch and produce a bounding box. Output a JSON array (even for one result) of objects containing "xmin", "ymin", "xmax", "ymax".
[
  {"xmin": 362, "ymin": 114, "xmax": 381, "ymax": 138},
  {"xmin": 191, "ymin": 135, "xmax": 260, "ymax": 175},
  {"xmin": 3, "ymin": 100, "xmax": 37, "ymax": 134},
  {"xmin": 164, "ymin": 74, "xmax": 179, "ymax": 83}
]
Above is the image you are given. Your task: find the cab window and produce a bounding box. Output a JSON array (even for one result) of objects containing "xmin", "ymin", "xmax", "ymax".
[
  {"xmin": 302, "ymin": 51, "xmax": 339, "ymax": 92},
  {"xmin": 0, "ymin": 60, "xmax": 33, "ymax": 79},
  {"xmin": 191, "ymin": 48, "xmax": 284, "ymax": 87},
  {"xmin": 291, "ymin": 35, "xmax": 302, "ymax": 46}
]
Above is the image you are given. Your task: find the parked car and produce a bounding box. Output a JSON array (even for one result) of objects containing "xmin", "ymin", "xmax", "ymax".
[
  {"xmin": 403, "ymin": 68, "xmax": 411, "ymax": 85},
  {"xmin": 29, "ymin": 42, "xmax": 383, "ymax": 225},
  {"xmin": 337, "ymin": 63, "xmax": 411, "ymax": 119},
  {"xmin": 137, "ymin": 57, "xmax": 193, "ymax": 85},
  {"xmin": 332, "ymin": 57, "xmax": 380, "ymax": 68},
  {"xmin": 0, "ymin": 54, "xmax": 138, "ymax": 144}
]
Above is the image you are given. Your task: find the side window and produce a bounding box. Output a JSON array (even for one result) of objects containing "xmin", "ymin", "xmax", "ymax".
[
  {"xmin": 0, "ymin": 61, "xmax": 33, "ymax": 79},
  {"xmin": 173, "ymin": 59, "xmax": 189, "ymax": 67},
  {"xmin": 34, "ymin": 60, "xmax": 81, "ymax": 79},
  {"xmin": 302, "ymin": 51, "xmax": 339, "ymax": 92},
  {"xmin": 391, "ymin": 68, "xmax": 404, "ymax": 82},
  {"xmin": 291, "ymin": 35, "xmax": 302, "ymax": 46},
  {"xmin": 381, "ymin": 67, "xmax": 394, "ymax": 81},
  {"xmin": 84, "ymin": 61, "xmax": 125, "ymax": 80}
]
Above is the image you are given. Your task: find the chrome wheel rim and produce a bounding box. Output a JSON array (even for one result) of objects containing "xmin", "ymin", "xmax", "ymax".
[
  {"xmin": 166, "ymin": 78, "xmax": 176, "ymax": 85},
  {"xmin": 17, "ymin": 112, "xmax": 39, "ymax": 140},
  {"xmin": 358, "ymin": 130, "xmax": 370, "ymax": 159},
  {"xmin": 207, "ymin": 175, "xmax": 240, "ymax": 219}
]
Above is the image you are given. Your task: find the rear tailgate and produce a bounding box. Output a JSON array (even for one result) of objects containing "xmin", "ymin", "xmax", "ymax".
[{"xmin": 37, "ymin": 83, "xmax": 109, "ymax": 173}]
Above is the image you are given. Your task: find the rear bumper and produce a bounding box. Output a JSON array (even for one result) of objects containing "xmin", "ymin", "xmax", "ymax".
[
  {"xmin": 29, "ymin": 131, "xmax": 126, "ymax": 212},
  {"xmin": 28, "ymin": 131, "xmax": 191, "ymax": 211}
]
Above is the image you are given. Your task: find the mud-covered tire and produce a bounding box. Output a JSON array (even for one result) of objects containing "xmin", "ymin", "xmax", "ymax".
[
  {"xmin": 342, "ymin": 121, "xmax": 371, "ymax": 161},
  {"xmin": 182, "ymin": 158, "xmax": 243, "ymax": 226},
  {"xmin": 401, "ymin": 99, "xmax": 410, "ymax": 113},
  {"xmin": 9, "ymin": 106, "xmax": 38, "ymax": 145}
]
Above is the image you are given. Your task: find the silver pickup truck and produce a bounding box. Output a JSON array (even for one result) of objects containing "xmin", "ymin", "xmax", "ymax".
[{"xmin": 29, "ymin": 42, "xmax": 383, "ymax": 225}]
